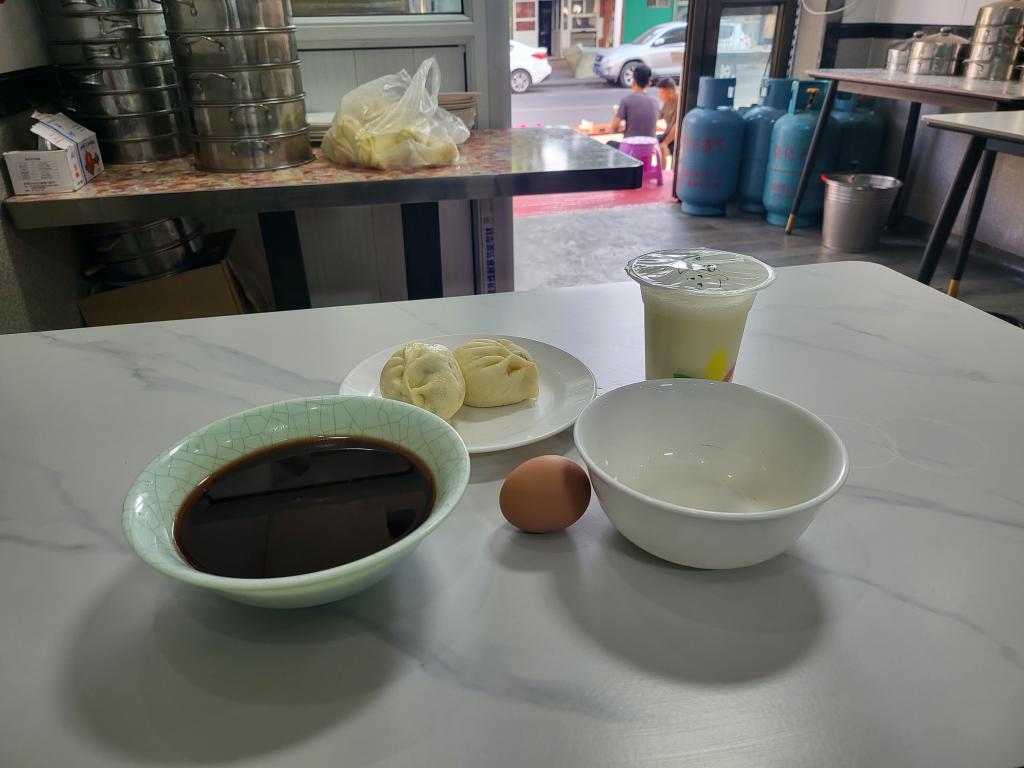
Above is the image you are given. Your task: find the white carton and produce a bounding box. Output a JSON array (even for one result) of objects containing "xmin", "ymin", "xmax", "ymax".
[{"xmin": 3, "ymin": 112, "xmax": 104, "ymax": 195}]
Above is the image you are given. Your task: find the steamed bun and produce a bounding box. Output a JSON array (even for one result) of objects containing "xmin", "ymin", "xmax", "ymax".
[
  {"xmin": 380, "ymin": 342, "xmax": 465, "ymax": 420},
  {"xmin": 454, "ymin": 338, "xmax": 540, "ymax": 408}
]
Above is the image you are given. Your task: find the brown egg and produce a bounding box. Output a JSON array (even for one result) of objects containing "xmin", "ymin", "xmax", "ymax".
[{"xmin": 499, "ymin": 455, "xmax": 592, "ymax": 533}]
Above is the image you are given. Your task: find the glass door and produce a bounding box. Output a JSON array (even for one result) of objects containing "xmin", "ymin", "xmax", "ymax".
[{"xmin": 679, "ymin": 0, "xmax": 798, "ymax": 114}]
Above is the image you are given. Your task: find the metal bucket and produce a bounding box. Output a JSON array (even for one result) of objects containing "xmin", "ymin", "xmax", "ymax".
[{"xmin": 822, "ymin": 173, "xmax": 903, "ymax": 253}]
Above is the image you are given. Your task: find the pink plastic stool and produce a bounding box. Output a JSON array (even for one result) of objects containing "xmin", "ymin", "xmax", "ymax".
[{"xmin": 619, "ymin": 136, "xmax": 663, "ymax": 186}]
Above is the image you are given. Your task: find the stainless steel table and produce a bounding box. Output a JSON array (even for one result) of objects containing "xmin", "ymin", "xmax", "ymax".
[
  {"xmin": 1, "ymin": 262, "xmax": 1023, "ymax": 768},
  {"xmin": 2, "ymin": 128, "xmax": 641, "ymax": 309},
  {"xmin": 786, "ymin": 68, "xmax": 1024, "ymax": 234},
  {"xmin": 917, "ymin": 111, "xmax": 1024, "ymax": 297}
]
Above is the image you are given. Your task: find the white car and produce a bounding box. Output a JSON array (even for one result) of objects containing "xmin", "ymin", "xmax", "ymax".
[{"xmin": 510, "ymin": 40, "xmax": 552, "ymax": 94}]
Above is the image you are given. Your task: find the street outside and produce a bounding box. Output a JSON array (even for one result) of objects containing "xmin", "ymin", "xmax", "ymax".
[{"xmin": 511, "ymin": 54, "xmax": 773, "ymax": 129}]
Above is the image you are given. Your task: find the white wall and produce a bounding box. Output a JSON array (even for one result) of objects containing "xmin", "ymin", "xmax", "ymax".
[{"xmin": 825, "ymin": 0, "xmax": 990, "ymax": 25}]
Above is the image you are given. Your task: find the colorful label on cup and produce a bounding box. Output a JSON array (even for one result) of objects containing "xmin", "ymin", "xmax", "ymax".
[{"xmin": 672, "ymin": 347, "xmax": 735, "ymax": 381}]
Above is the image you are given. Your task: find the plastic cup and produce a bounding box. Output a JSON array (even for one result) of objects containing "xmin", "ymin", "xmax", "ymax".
[{"xmin": 626, "ymin": 248, "xmax": 775, "ymax": 381}]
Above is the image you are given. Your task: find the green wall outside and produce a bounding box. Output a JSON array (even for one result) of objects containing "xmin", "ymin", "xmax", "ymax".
[{"xmin": 622, "ymin": 1, "xmax": 673, "ymax": 45}]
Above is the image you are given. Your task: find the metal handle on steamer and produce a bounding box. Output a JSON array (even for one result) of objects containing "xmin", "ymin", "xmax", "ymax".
[
  {"xmin": 230, "ymin": 140, "xmax": 276, "ymax": 157},
  {"xmin": 189, "ymin": 71, "xmax": 236, "ymax": 93},
  {"xmin": 228, "ymin": 104, "xmax": 272, "ymax": 125},
  {"xmin": 177, "ymin": 35, "xmax": 227, "ymax": 56},
  {"xmin": 164, "ymin": 0, "xmax": 198, "ymax": 16},
  {"xmin": 98, "ymin": 15, "xmax": 140, "ymax": 34},
  {"xmin": 82, "ymin": 43, "xmax": 120, "ymax": 61}
]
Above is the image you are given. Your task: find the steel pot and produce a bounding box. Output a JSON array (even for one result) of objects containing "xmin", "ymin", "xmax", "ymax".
[
  {"xmin": 886, "ymin": 31, "xmax": 925, "ymax": 72},
  {"xmin": 61, "ymin": 85, "xmax": 182, "ymax": 116},
  {"xmin": 965, "ymin": 40, "xmax": 1023, "ymax": 59},
  {"xmin": 975, "ymin": 0, "xmax": 1024, "ymax": 28},
  {"xmin": 79, "ymin": 109, "xmax": 188, "ymax": 140},
  {"xmin": 86, "ymin": 217, "xmax": 202, "ymax": 259},
  {"xmin": 97, "ymin": 234, "xmax": 205, "ymax": 284},
  {"xmin": 58, "ymin": 62, "xmax": 177, "ymax": 92},
  {"xmin": 189, "ymin": 95, "xmax": 307, "ymax": 137},
  {"xmin": 162, "ymin": 0, "xmax": 293, "ymax": 33},
  {"xmin": 907, "ymin": 27, "xmax": 969, "ymax": 75},
  {"xmin": 41, "ymin": 0, "xmax": 163, "ymax": 12},
  {"xmin": 193, "ymin": 128, "xmax": 312, "ymax": 172},
  {"xmin": 964, "ymin": 56, "xmax": 1022, "ymax": 79},
  {"xmin": 100, "ymin": 132, "xmax": 191, "ymax": 163},
  {"xmin": 169, "ymin": 29, "xmax": 298, "ymax": 68},
  {"xmin": 182, "ymin": 63, "xmax": 302, "ymax": 102},
  {"xmin": 972, "ymin": 23, "xmax": 1024, "ymax": 44},
  {"xmin": 49, "ymin": 37, "xmax": 172, "ymax": 65},
  {"xmin": 44, "ymin": 11, "xmax": 167, "ymax": 40}
]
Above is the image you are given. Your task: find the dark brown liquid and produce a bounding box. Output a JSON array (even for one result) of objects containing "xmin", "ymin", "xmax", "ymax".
[{"xmin": 174, "ymin": 436, "xmax": 435, "ymax": 579}]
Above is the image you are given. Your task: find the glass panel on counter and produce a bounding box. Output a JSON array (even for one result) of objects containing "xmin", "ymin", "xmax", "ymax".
[
  {"xmin": 714, "ymin": 5, "xmax": 778, "ymax": 109},
  {"xmin": 293, "ymin": 0, "xmax": 463, "ymax": 15}
]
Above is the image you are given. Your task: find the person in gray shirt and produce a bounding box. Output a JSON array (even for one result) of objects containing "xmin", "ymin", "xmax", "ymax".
[{"xmin": 609, "ymin": 64, "xmax": 658, "ymax": 149}]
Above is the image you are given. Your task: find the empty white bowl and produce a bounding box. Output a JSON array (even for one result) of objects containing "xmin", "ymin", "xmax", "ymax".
[
  {"xmin": 574, "ymin": 379, "xmax": 848, "ymax": 569},
  {"xmin": 123, "ymin": 396, "xmax": 470, "ymax": 608}
]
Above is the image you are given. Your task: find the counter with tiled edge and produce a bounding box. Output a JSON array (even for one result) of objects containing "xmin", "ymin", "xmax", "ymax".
[{"xmin": 4, "ymin": 128, "xmax": 643, "ymax": 308}]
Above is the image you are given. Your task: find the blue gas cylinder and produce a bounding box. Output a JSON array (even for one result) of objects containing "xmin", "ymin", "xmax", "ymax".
[
  {"xmin": 676, "ymin": 77, "xmax": 745, "ymax": 216},
  {"xmin": 736, "ymin": 77, "xmax": 794, "ymax": 214},
  {"xmin": 763, "ymin": 80, "xmax": 841, "ymax": 228},
  {"xmin": 833, "ymin": 94, "xmax": 885, "ymax": 172}
]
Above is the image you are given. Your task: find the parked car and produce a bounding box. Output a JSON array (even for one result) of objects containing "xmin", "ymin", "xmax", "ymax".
[
  {"xmin": 510, "ymin": 40, "xmax": 552, "ymax": 93},
  {"xmin": 593, "ymin": 21, "xmax": 751, "ymax": 88},
  {"xmin": 593, "ymin": 22, "xmax": 687, "ymax": 88}
]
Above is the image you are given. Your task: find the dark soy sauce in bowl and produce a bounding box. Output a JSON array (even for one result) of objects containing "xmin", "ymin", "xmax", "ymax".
[{"xmin": 174, "ymin": 436, "xmax": 435, "ymax": 579}]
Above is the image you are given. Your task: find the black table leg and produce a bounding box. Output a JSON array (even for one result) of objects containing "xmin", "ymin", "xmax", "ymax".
[
  {"xmin": 401, "ymin": 202, "xmax": 444, "ymax": 300},
  {"xmin": 785, "ymin": 79, "xmax": 837, "ymax": 234},
  {"xmin": 916, "ymin": 135, "xmax": 986, "ymax": 285},
  {"xmin": 887, "ymin": 101, "xmax": 921, "ymax": 228},
  {"xmin": 947, "ymin": 149, "xmax": 997, "ymax": 298},
  {"xmin": 258, "ymin": 210, "xmax": 312, "ymax": 310}
]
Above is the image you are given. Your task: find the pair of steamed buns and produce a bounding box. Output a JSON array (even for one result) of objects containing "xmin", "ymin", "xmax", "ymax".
[{"xmin": 380, "ymin": 338, "xmax": 539, "ymax": 420}]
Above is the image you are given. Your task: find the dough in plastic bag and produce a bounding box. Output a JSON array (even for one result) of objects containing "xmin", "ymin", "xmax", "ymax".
[
  {"xmin": 380, "ymin": 342, "xmax": 466, "ymax": 420},
  {"xmin": 322, "ymin": 57, "xmax": 469, "ymax": 170},
  {"xmin": 454, "ymin": 339, "xmax": 540, "ymax": 408}
]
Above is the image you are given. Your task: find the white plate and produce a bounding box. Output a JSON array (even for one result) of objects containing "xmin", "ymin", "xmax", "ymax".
[{"xmin": 340, "ymin": 335, "xmax": 597, "ymax": 454}]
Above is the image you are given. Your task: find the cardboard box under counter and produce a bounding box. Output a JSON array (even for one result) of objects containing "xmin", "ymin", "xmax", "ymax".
[{"xmin": 79, "ymin": 262, "xmax": 249, "ymax": 327}]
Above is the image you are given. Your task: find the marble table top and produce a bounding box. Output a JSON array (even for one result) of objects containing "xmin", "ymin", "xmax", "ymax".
[
  {"xmin": 4, "ymin": 128, "xmax": 642, "ymax": 229},
  {"xmin": 924, "ymin": 110, "xmax": 1024, "ymax": 144},
  {"xmin": 808, "ymin": 68, "xmax": 1024, "ymax": 102},
  {"xmin": 1, "ymin": 262, "xmax": 1023, "ymax": 767}
]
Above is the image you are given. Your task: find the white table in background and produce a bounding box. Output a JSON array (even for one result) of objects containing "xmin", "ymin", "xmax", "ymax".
[{"xmin": 1, "ymin": 262, "xmax": 1023, "ymax": 768}]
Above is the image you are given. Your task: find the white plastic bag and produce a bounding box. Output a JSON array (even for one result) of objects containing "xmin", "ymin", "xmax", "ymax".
[{"xmin": 322, "ymin": 58, "xmax": 470, "ymax": 170}]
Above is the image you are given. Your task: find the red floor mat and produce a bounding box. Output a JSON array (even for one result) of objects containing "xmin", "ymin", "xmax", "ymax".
[{"xmin": 513, "ymin": 178, "xmax": 677, "ymax": 217}]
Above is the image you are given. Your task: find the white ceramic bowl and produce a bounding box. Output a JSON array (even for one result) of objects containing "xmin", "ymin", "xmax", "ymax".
[
  {"xmin": 574, "ymin": 379, "xmax": 848, "ymax": 569},
  {"xmin": 123, "ymin": 396, "xmax": 470, "ymax": 608}
]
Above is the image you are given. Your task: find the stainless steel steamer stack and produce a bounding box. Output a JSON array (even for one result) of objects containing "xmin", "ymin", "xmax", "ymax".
[
  {"xmin": 41, "ymin": 0, "xmax": 191, "ymax": 164},
  {"xmin": 964, "ymin": 0, "xmax": 1024, "ymax": 80},
  {"xmin": 163, "ymin": 0, "xmax": 313, "ymax": 172}
]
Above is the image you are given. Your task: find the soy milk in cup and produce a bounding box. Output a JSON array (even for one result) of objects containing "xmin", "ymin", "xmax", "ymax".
[{"xmin": 626, "ymin": 248, "xmax": 775, "ymax": 381}]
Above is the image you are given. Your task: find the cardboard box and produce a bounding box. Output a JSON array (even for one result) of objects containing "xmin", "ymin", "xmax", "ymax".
[
  {"xmin": 79, "ymin": 262, "xmax": 249, "ymax": 327},
  {"xmin": 3, "ymin": 112, "xmax": 103, "ymax": 195}
]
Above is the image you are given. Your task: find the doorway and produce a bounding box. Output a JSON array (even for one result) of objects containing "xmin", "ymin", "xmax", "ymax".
[{"xmin": 538, "ymin": 0, "xmax": 553, "ymax": 54}]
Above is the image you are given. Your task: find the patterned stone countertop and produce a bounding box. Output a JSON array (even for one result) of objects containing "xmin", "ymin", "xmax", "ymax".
[
  {"xmin": 1, "ymin": 263, "xmax": 1023, "ymax": 767},
  {"xmin": 4, "ymin": 128, "xmax": 642, "ymax": 228}
]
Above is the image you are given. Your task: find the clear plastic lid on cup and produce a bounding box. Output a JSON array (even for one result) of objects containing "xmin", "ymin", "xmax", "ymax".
[{"xmin": 625, "ymin": 247, "xmax": 775, "ymax": 300}]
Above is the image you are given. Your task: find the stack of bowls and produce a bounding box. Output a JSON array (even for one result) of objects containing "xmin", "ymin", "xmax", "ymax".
[
  {"xmin": 42, "ymin": 0, "xmax": 190, "ymax": 164},
  {"xmin": 164, "ymin": 0, "xmax": 313, "ymax": 172},
  {"xmin": 83, "ymin": 217, "xmax": 204, "ymax": 285},
  {"xmin": 438, "ymin": 92, "xmax": 480, "ymax": 130},
  {"xmin": 964, "ymin": 0, "xmax": 1024, "ymax": 80}
]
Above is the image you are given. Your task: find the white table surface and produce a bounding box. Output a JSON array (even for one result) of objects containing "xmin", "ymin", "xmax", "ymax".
[
  {"xmin": 924, "ymin": 110, "xmax": 1024, "ymax": 143},
  {"xmin": 2, "ymin": 262, "xmax": 1023, "ymax": 768}
]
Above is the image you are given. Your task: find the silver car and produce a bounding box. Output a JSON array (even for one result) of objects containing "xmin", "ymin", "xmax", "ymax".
[{"xmin": 593, "ymin": 22, "xmax": 687, "ymax": 88}]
